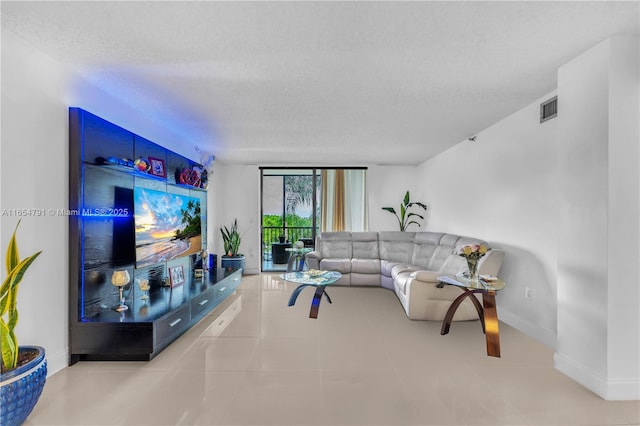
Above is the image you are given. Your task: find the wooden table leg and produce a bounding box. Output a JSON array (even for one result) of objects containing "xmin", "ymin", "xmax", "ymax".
[
  {"xmin": 483, "ymin": 291, "xmax": 501, "ymax": 357},
  {"xmin": 441, "ymin": 288, "xmax": 485, "ymax": 335}
]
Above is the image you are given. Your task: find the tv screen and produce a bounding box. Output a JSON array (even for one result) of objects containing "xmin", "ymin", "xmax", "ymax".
[{"xmin": 134, "ymin": 187, "xmax": 202, "ymax": 268}]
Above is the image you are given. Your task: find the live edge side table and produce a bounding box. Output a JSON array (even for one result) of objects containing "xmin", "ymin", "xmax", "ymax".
[{"xmin": 437, "ymin": 274, "xmax": 506, "ymax": 358}]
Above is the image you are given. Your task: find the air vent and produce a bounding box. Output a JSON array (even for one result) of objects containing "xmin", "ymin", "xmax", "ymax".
[{"xmin": 540, "ymin": 96, "xmax": 558, "ymax": 123}]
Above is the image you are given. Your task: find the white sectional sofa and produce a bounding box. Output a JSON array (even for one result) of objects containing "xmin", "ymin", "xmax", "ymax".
[{"xmin": 306, "ymin": 231, "xmax": 505, "ymax": 321}]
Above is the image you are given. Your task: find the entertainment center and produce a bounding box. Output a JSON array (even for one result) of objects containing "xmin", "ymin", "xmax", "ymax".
[{"xmin": 68, "ymin": 108, "xmax": 241, "ymax": 363}]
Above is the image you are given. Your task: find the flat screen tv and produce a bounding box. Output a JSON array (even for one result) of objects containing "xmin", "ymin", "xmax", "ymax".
[{"xmin": 134, "ymin": 187, "xmax": 202, "ymax": 268}]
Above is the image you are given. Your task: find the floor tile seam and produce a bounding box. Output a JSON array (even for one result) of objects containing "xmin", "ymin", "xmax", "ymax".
[{"xmin": 465, "ymin": 365, "xmax": 536, "ymax": 425}]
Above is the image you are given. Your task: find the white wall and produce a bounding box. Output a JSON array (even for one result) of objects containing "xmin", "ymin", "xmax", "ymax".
[
  {"xmin": 556, "ymin": 36, "xmax": 639, "ymax": 400},
  {"xmin": 416, "ymin": 92, "xmax": 559, "ymax": 348},
  {"xmin": 211, "ymin": 163, "xmax": 419, "ymax": 273},
  {"xmin": 1, "ymin": 30, "xmax": 206, "ymax": 376},
  {"xmin": 367, "ymin": 165, "xmax": 422, "ymax": 231},
  {"xmin": 1, "ymin": 29, "xmax": 71, "ymax": 376},
  {"xmin": 416, "ymin": 35, "xmax": 639, "ymax": 400},
  {"xmin": 211, "ymin": 163, "xmax": 261, "ymax": 274}
]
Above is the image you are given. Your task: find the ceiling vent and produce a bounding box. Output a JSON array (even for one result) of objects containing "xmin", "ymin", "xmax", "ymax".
[{"xmin": 540, "ymin": 96, "xmax": 558, "ymax": 123}]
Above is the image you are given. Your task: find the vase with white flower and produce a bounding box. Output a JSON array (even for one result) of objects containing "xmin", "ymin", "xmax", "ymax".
[{"xmin": 458, "ymin": 244, "xmax": 488, "ymax": 286}]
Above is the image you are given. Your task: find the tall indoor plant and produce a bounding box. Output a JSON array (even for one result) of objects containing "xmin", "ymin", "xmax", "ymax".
[
  {"xmin": 220, "ymin": 219, "xmax": 245, "ymax": 271},
  {"xmin": 1, "ymin": 220, "xmax": 46, "ymax": 426},
  {"xmin": 382, "ymin": 190, "xmax": 428, "ymax": 231}
]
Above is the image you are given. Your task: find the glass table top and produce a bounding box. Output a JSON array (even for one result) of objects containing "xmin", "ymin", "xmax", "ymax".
[
  {"xmin": 280, "ymin": 270, "xmax": 342, "ymax": 286},
  {"xmin": 284, "ymin": 247, "xmax": 313, "ymax": 254},
  {"xmin": 437, "ymin": 273, "xmax": 506, "ymax": 291}
]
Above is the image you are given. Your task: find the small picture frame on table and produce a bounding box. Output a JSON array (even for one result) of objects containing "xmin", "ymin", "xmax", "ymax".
[
  {"xmin": 149, "ymin": 157, "xmax": 167, "ymax": 178},
  {"xmin": 168, "ymin": 265, "xmax": 185, "ymax": 287}
]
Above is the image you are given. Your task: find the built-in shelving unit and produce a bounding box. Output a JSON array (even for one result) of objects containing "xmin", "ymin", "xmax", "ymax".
[{"xmin": 68, "ymin": 108, "xmax": 239, "ymax": 362}]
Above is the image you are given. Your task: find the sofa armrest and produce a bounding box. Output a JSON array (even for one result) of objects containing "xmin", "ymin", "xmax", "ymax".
[
  {"xmin": 410, "ymin": 270, "xmax": 440, "ymax": 283},
  {"xmin": 306, "ymin": 250, "xmax": 322, "ymax": 270}
]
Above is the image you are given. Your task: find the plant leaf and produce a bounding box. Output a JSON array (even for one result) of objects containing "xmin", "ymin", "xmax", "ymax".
[
  {"xmin": 1, "ymin": 319, "xmax": 16, "ymax": 370},
  {"xmin": 403, "ymin": 191, "xmax": 410, "ymax": 206},
  {"xmin": 406, "ymin": 220, "xmax": 421, "ymax": 229},
  {"xmin": 5, "ymin": 220, "xmax": 21, "ymax": 276},
  {"xmin": 409, "ymin": 202, "xmax": 428, "ymax": 211}
]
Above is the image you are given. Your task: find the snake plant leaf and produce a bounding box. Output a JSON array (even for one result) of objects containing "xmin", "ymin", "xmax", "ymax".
[
  {"xmin": 0, "ymin": 220, "xmax": 42, "ymax": 371},
  {"xmin": 5, "ymin": 220, "xmax": 22, "ymax": 277},
  {"xmin": 1, "ymin": 320, "xmax": 16, "ymax": 369}
]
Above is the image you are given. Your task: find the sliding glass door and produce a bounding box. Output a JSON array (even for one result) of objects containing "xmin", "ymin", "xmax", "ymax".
[
  {"xmin": 261, "ymin": 169, "xmax": 320, "ymax": 272},
  {"xmin": 260, "ymin": 167, "xmax": 368, "ymax": 272}
]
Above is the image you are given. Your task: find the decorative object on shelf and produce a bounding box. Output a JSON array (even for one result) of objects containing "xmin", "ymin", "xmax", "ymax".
[
  {"xmin": 382, "ymin": 190, "xmax": 428, "ymax": 231},
  {"xmin": 458, "ymin": 244, "xmax": 488, "ymax": 286},
  {"xmin": 168, "ymin": 265, "xmax": 185, "ymax": 287},
  {"xmin": 176, "ymin": 166, "xmax": 202, "ymax": 188},
  {"xmin": 279, "ymin": 236, "xmax": 286, "ymax": 243},
  {"xmin": 195, "ymin": 146, "xmax": 215, "ymax": 176},
  {"xmin": 221, "ymin": 219, "xmax": 245, "ymax": 271},
  {"xmin": 193, "ymin": 165, "xmax": 208, "ymax": 189},
  {"xmin": 111, "ymin": 270, "xmax": 130, "ymax": 311},
  {"xmin": 148, "ymin": 157, "xmax": 166, "ymax": 178},
  {"xmin": 102, "ymin": 156, "xmax": 135, "ymax": 168},
  {"xmin": 136, "ymin": 278, "xmax": 150, "ymax": 300},
  {"xmin": 194, "ymin": 147, "xmax": 214, "ymax": 189},
  {"xmin": 133, "ymin": 157, "xmax": 151, "ymax": 173},
  {"xmin": 1, "ymin": 220, "xmax": 46, "ymax": 426}
]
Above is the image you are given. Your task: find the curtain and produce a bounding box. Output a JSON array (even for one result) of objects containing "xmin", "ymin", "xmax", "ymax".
[{"xmin": 321, "ymin": 169, "xmax": 368, "ymax": 232}]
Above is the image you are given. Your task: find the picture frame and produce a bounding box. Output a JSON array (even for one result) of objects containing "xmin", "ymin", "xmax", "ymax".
[
  {"xmin": 148, "ymin": 157, "xmax": 167, "ymax": 178},
  {"xmin": 168, "ymin": 265, "xmax": 185, "ymax": 287}
]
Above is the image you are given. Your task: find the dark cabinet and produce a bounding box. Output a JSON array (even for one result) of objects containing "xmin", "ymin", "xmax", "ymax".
[{"xmin": 68, "ymin": 108, "xmax": 237, "ymax": 363}]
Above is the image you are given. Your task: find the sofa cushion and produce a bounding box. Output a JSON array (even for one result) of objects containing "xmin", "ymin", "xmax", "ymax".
[
  {"xmin": 381, "ymin": 260, "xmax": 408, "ymax": 277},
  {"xmin": 378, "ymin": 231, "xmax": 415, "ymax": 263},
  {"xmin": 394, "ymin": 271, "xmax": 413, "ymax": 295},
  {"xmin": 439, "ymin": 253, "xmax": 469, "ymax": 274},
  {"xmin": 319, "ymin": 258, "xmax": 352, "ymax": 274},
  {"xmin": 319, "ymin": 232, "xmax": 352, "ymax": 259},
  {"xmin": 351, "ymin": 258, "xmax": 380, "ymax": 274},
  {"xmin": 411, "ymin": 232, "xmax": 444, "ymax": 269},
  {"xmin": 351, "ymin": 272, "xmax": 381, "ymax": 286},
  {"xmin": 351, "ymin": 232, "xmax": 379, "ymax": 259},
  {"xmin": 391, "ymin": 263, "xmax": 419, "ymax": 279}
]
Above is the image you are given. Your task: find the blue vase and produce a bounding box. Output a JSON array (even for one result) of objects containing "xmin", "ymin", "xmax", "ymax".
[{"xmin": 0, "ymin": 346, "xmax": 47, "ymax": 426}]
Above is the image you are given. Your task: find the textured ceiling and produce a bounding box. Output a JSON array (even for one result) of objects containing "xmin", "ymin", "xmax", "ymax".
[{"xmin": 2, "ymin": 1, "xmax": 638, "ymax": 165}]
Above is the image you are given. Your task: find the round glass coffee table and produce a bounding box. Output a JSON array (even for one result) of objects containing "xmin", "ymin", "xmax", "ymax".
[{"xmin": 280, "ymin": 270, "xmax": 342, "ymax": 318}]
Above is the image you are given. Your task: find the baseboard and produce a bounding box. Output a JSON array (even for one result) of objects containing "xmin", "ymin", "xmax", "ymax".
[
  {"xmin": 554, "ymin": 352, "xmax": 640, "ymax": 401},
  {"xmin": 498, "ymin": 307, "xmax": 557, "ymax": 350},
  {"xmin": 45, "ymin": 346, "xmax": 69, "ymax": 377},
  {"xmin": 243, "ymin": 267, "xmax": 260, "ymax": 275}
]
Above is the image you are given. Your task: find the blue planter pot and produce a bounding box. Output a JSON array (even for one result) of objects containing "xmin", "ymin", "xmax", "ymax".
[
  {"xmin": 221, "ymin": 255, "xmax": 245, "ymax": 272},
  {"xmin": 0, "ymin": 346, "xmax": 47, "ymax": 426}
]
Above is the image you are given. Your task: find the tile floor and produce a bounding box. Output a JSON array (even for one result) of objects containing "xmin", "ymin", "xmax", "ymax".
[{"xmin": 27, "ymin": 274, "xmax": 640, "ymax": 425}]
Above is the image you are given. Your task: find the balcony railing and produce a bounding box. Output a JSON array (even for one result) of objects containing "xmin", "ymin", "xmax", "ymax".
[{"xmin": 262, "ymin": 226, "xmax": 316, "ymax": 247}]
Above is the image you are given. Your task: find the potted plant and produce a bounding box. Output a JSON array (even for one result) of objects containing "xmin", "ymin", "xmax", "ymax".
[
  {"xmin": 1, "ymin": 220, "xmax": 45, "ymax": 426},
  {"xmin": 220, "ymin": 219, "xmax": 245, "ymax": 271},
  {"xmin": 382, "ymin": 190, "xmax": 428, "ymax": 231}
]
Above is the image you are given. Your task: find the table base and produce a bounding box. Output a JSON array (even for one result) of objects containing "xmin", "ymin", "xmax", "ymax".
[
  {"xmin": 440, "ymin": 287, "xmax": 501, "ymax": 357},
  {"xmin": 288, "ymin": 284, "xmax": 333, "ymax": 319}
]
